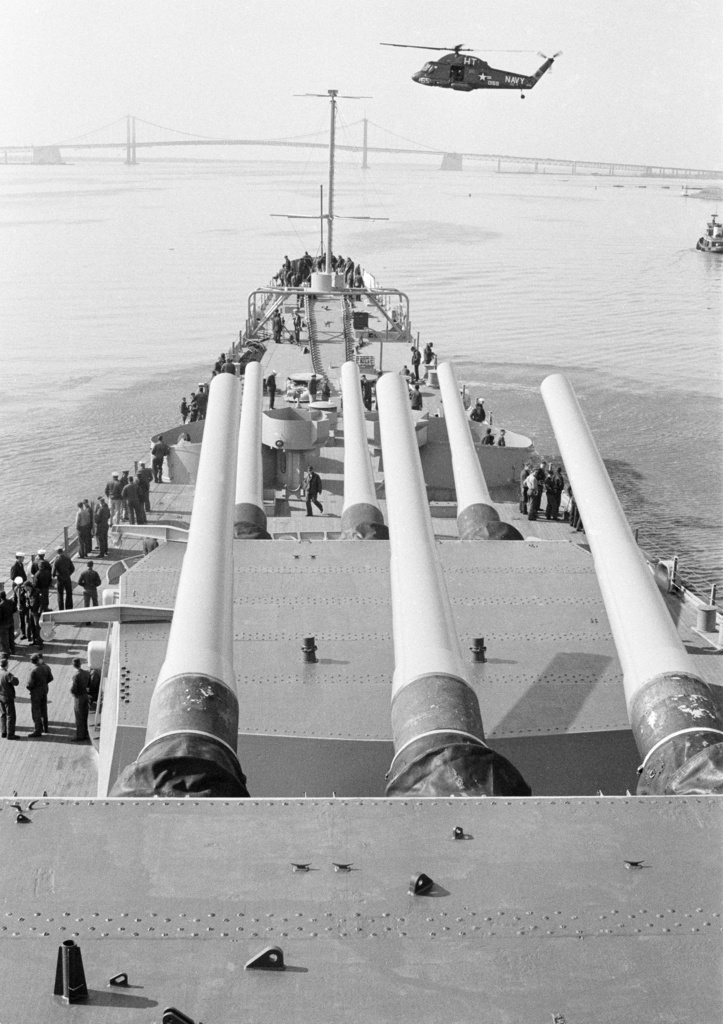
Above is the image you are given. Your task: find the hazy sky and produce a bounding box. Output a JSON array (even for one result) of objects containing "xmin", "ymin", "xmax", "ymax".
[{"xmin": 1, "ymin": 0, "xmax": 721, "ymax": 167}]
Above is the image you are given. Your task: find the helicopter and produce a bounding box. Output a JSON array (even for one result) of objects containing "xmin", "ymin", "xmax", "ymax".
[{"xmin": 381, "ymin": 42, "xmax": 561, "ymax": 97}]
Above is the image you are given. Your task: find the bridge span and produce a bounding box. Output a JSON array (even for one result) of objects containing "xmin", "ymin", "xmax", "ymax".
[{"xmin": 2, "ymin": 115, "xmax": 720, "ymax": 180}]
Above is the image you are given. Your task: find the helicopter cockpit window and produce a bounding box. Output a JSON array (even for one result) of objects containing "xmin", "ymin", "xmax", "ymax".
[
  {"xmin": 450, "ymin": 66, "xmax": 465, "ymax": 82},
  {"xmin": 422, "ymin": 62, "xmax": 434, "ymax": 72}
]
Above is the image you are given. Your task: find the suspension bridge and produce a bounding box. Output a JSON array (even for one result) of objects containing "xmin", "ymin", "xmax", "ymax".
[{"xmin": 2, "ymin": 115, "xmax": 720, "ymax": 180}]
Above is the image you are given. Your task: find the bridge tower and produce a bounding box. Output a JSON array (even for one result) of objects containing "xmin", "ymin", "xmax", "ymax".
[
  {"xmin": 125, "ymin": 115, "xmax": 137, "ymax": 165},
  {"xmin": 362, "ymin": 118, "xmax": 368, "ymax": 170}
]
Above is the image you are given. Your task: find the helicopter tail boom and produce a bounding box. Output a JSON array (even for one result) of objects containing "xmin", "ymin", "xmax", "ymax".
[{"xmin": 526, "ymin": 51, "xmax": 560, "ymax": 87}]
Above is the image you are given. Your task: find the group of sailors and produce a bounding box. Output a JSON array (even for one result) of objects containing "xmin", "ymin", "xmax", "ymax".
[
  {"xmin": 521, "ymin": 461, "xmax": 569, "ymax": 522},
  {"xmin": 405, "ymin": 341, "xmax": 436, "ymax": 381},
  {"xmin": 274, "ymin": 253, "xmax": 365, "ymax": 290},
  {"xmin": 1, "ymin": 551, "xmax": 101, "ymax": 740},
  {"xmin": 270, "ymin": 307, "xmax": 304, "ymax": 345},
  {"xmin": 1, "ymin": 548, "xmax": 103, "ymax": 656},
  {"xmin": 180, "ymin": 382, "xmax": 210, "ymax": 424},
  {"xmin": 266, "ymin": 371, "xmax": 332, "ymax": 408}
]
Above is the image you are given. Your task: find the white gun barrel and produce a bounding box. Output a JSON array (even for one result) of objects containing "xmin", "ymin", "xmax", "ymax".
[
  {"xmin": 235, "ymin": 362, "xmax": 270, "ymax": 538},
  {"xmin": 376, "ymin": 371, "xmax": 529, "ymax": 797},
  {"xmin": 112, "ymin": 373, "xmax": 248, "ymax": 797},
  {"xmin": 541, "ymin": 373, "xmax": 723, "ymax": 794},
  {"xmin": 438, "ymin": 361, "xmax": 522, "ymax": 540},
  {"xmin": 340, "ymin": 361, "xmax": 387, "ymax": 539}
]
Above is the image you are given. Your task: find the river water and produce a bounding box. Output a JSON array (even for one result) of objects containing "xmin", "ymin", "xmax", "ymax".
[{"xmin": 0, "ymin": 158, "xmax": 721, "ymax": 589}]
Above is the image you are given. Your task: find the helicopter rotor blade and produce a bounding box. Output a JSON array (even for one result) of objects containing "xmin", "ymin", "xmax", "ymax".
[
  {"xmin": 537, "ymin": 50, "xmax": 563, "ymax": 59},
  {"xmin": 380, "ymin": 42, "xmax": 539, "ymax": 53},
  {"xmin": 295, "ymin": 93, "xmax": 373, "ymax": 99},
  {"xmin": 380, "ymin": 42, "xmax": 474, "ymax": 52}
]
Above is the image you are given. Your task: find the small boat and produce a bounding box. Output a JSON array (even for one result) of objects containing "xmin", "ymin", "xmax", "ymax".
[{"xmin": 696, "ymin": 212, "xmax": 723, "ymax": 252}]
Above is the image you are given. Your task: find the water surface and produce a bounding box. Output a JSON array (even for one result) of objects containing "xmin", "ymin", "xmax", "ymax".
[{"xmin": 0, "ymin": 159, "xmax": 720, "ymax": 587}]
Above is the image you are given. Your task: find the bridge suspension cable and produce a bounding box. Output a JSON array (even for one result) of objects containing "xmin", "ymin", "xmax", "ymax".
[
  {"xmin": 364, "ymin": 120, "xmax": 441, "ymax": 152},
  {"xmin": 134, "ymin": 116, "xmax": 331, "ymax": 144},
  {"xmin": 53, "ymin": 116, "xmax": 128, "ymax": 145}
]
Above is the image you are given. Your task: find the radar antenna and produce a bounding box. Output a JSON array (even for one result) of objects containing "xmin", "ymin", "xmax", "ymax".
[{"xmin": 292, "ymin": 90, "xmax": 372, "ymax": 273}]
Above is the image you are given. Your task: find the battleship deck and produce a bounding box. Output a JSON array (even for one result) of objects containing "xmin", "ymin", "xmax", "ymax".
[
  {"xmin": 0, "ymin": 794, "xmax": 721, "ymax": 1022},
  {"xmin": 2, "ymin": 291, "xmax": 721, "ymax": 798}
]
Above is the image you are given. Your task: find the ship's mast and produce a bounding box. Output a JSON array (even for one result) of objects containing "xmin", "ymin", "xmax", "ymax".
[
  {"xmin": 326, "ymin": 89, "xmax": 337, "ymax": 274},
  {"xmin": 279, "ymin": 89, "xmax": 374, "ymax": 279}
]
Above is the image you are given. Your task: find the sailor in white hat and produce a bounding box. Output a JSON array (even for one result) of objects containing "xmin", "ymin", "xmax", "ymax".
[
  {"xmin": 10, "ymin": 553, "xmax": 26, "ymax": 586},
  {"xmin": 32, "ymin": 550, "xmax": 52, "ymax": 611},
  {"xmin": 470, "ymin": 397, "xmax": 486, "ymax": 423}
]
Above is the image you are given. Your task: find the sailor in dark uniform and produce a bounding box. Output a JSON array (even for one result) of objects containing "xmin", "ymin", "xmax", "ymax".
[
  {"xmin": 9, "ymin": 553, "xmax": 26, "ymax": 587},
  {"xmin": 32, "ymin": 550, "xmax": 52, "ymax": 611},
  {"xmin": 0, "ymin": 659, "xmax": 19, "ymax": 739},
  {"xmin": 411, "ymin": 347, "xmax": 421, "ymax": 380},
  {"xmin": 70, "ymin": 657, "xmax": 91, "ymax": 741},
  {"xmin": 305, "ymin": 466, "xmax": 323, "ymax": 516},
  {"xmin": 23, "ymin": 581, "xmax": 43, "ymax": 647},
  {"xmin": 266, "ymin": 371, "xmax": 277, "ymax": 410},
  {"xmin": 27, "ymin": 653, "xmax": 52, "ymax": 735},
  {"xmin": 470, "ymin": 398, "xmax": 486, "ymax": 422}
]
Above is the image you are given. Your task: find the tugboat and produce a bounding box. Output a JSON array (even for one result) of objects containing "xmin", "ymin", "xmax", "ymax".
[{"xmin": 696, "ymin": 211, "xmax": 723, "ymax": 252}]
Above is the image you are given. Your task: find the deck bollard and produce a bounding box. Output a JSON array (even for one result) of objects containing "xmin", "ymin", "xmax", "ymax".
[
  {"xmin": 697, "ymin": 606, "xmax": 717, "ymax": 633},
  {"xmin": 302, "ymin": 636, "xmax": 318, "ymax": 664}
]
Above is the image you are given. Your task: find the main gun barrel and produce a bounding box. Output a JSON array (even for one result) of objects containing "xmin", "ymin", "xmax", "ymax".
[
  {"xmin": 235, "ymin": 361, "xmax": 270, "ymax": 539},
  {"xmin": 438, "ymin": 361, "xmax": 522, "ymax": 540},
  {"xmin": 541, "ymin": 373, "xmax": 723, "ymax": 794},
  {"xmin": 340, "ymin": 361, "xmax": 388, "ymax": 539},
  {"xmin": 112, "ymin": 373, "xmax": 249, "ymax": 797},
  {"xmin": 376, "ymin": 371, "xmax": 529, "ymax": 797}
]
